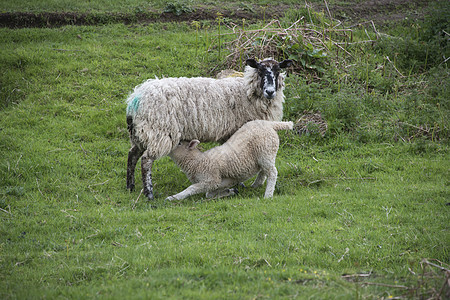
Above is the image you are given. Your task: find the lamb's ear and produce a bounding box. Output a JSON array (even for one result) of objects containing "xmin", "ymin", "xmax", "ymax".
[
  {"xmin": 246, "ymin": 58, "xmax": 259, "ymax": 69},
  {"xmin": 279, "ymin": 59, "xmax": 293, "ymax": 69},
  {"xmin": 188, "ymin": 140, "xmax": 200, "ymax": 150}
]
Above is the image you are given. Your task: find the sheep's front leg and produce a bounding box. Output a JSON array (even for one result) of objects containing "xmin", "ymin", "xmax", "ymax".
[
  {"xmin": 263, "ymin": 166, "xmax": 278, "ymax": 198},
  {"xmin": 141, "ymin": 152, "xmax": 155, "ymax": 201},
  {"xmin": 127, "ymin": 145, "xmax": 145, "ymax": 192},
  {"xmin": 166, "ymin": 183, "xmax": 211, "ymax": 201}
]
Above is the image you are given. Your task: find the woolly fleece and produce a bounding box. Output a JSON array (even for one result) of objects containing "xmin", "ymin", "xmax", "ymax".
[
  {"xmin": 126, "ymin": 64, "xmax": 286, "ymax": 159},
  {"xmin": 167, "ymin": 120, "xmax": 294, "ymax": 200}
]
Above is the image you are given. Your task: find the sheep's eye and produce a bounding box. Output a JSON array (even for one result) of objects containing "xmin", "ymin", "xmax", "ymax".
[{"xmin": 178, "ymin": 142, "xmax": 182, "ymax": 146}]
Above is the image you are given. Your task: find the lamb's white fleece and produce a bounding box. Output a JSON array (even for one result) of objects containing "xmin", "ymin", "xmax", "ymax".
[{"xmin": 167, "ymin": 120, "xmax": 293, "ymax": 200}]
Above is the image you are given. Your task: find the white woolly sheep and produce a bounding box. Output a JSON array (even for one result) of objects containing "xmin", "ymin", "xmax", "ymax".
[
  {"xmin": 126, "ymin": 58, "xmax": 293, "ymax": 200},
  {"xmin": 166, "ymin": 120, "xmax": 293, "ymax": 201}
]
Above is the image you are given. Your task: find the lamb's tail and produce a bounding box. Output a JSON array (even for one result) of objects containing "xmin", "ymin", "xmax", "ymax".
[{"xmin": 271, "ymin": 121, "xmax": 294, "ymax": 131}]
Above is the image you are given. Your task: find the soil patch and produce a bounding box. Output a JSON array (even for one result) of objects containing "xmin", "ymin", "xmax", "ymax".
[
  {"xmin": 0, "ymin": 5, "xmax": 291, "ymax": 29},
  {"xmin": 326, "ymin": 0, "xmax": 432, "ymax": 23}
]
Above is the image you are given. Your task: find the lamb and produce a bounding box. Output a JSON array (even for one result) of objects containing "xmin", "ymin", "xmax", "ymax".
[
  {"xmin": 126, "ymin": 58, "xmax": 293, "ymax": 200},
  {"xmin": 166, "ymin": 120, "xmax": 294, "ymax": 201}
]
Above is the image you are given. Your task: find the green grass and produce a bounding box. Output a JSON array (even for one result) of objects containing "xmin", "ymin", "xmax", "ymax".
[
  {"xmin": 1, "ymin": 142, "xmax": 448, "ymax": 298},
  {"xmin": 1, "ymin": 2, "xmax": 449, "ymax": 299},
  {"xmin": 0, "ymin": 0, "xmax": 304, "ymax": 13}
]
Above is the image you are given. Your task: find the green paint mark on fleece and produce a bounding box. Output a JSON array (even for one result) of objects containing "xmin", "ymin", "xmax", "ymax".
[{"xmin": 127, "ymin": 95, "xmax": 140, "ymax": 115}]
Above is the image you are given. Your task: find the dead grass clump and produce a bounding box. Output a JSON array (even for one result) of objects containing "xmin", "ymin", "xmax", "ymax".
[
  {"xmin": 222, "ymin": 10, "xmax": 379, "ymax": 77},
  {"xmin": 294, "ymin": 111, "xmax": 328, "ymax": 137},
  {"xmin": 395, "ymin": 121, "xmax": 447, "ymax": 143},
  {"xmin": 342, "ymin": 259, "xmax": 450, "ymax": 299}
]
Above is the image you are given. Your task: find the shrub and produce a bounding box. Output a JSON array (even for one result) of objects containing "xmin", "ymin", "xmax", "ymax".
[
  {"xmin": 164, "ymin": 1, "xmax": 193, "ymax": 16},
  {"xmin": 374, "ymin": 1, "xmax": 449, "ymax": 72}
]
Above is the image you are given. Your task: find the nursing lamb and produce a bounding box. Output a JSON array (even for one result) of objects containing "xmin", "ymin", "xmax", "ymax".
[
  {"xmin": 126, "ymin": 58, "xmax": 293, "ymax": 200},
  {"xmin": 166, "ymin": 120, "xmax": 293, "ymax": 201}
]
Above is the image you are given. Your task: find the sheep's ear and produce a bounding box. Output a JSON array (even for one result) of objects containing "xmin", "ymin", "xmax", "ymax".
[
  {"xmin": 279, "ymin": 59, "xmax": 293, "ymax": 69},
  {"xmin": 246, "ymin": 58, "xmax": 259, "ymax": 69},
  {"xmin": 188, "ymin": 140, "xmax": 200, "ymax": 150}
]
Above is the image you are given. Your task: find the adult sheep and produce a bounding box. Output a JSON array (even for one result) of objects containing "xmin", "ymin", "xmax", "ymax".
[{"xmin": 126, "ymin": 58, "xmax": 293, "ymax": 200}]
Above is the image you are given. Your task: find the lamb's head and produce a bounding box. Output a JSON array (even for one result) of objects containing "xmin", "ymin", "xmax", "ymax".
[
  {"xmin": 169, "ymin": 140, "xmax": 201, "ymax": 162},
  {"xmin": 246, "ymin": 58, "xmax": 293, "ymax": 100}
]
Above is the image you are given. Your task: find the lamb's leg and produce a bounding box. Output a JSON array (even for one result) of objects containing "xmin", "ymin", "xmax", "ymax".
[
  {"xmin": 206, "ymin": 188, "xmax": 238, "ymax": 199},
  {"xmin": 251, "ymin": 171, "xmax": 267, "ymax": 188},
  {"xmin": 205, "ymin": 178, "xmax": 239, "ymax": 199},
  {"xmin": 141, "ymin": 152, "xmax": 155, "ymax": 201},
  {"xmin": 166, "ymin": 183, "xmax": 211, "ymax": 201},
  {"xmin": 127, "ymin": 145, "xmax": 145, "ymax": 192},
  {"xmin": 263, "ymin": 166, "xmax": 278, "ymax": 198}
]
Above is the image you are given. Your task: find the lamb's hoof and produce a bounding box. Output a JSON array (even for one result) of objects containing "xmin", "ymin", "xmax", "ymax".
[{"xmin": 165, "ymin": 196, "xmax": 177, "ymax": 202}]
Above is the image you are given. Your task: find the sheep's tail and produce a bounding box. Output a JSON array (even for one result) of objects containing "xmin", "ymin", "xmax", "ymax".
[{"xmin": 271, "ymin": 121, "xmax": 294, "ymax": 131}]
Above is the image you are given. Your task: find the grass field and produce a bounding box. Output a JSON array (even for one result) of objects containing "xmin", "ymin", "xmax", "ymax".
[{"xmin": 1, "ymin": 0, "xmax": 449, "ymax": 299}]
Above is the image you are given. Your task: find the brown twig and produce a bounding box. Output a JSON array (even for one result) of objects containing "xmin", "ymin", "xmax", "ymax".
[
  {"xmin": 323, "ymin": 0, "xmax": 333, "ymax": 21},
  {"xmin": 422, "ymin": 259, "xmax": 450, "ymax": 272},
  {"xmin": 0, "ymin": 207, "xmax": 12, "ymax": 215},
  {"xmin": 361, "ymin": 282, "xmax": 410, "ymax": 289},
  {"xmin": 52, "ymin": 48, "xmax": 85, "ymax": 52},
  {"xmin": 341, "ymin": 272, "xmax": 372, "ymax": 279},
  {"xmin": 386, "ymin": 56, "xmax": 405, "ymax": 77},
  {"xmin": 438, "ymin": 271, "xmax": 450, "ymax": 299},
  {"xmin": 80, "ymin": 143, "xmax": 88, "ymax": 156},
  {"xmin": 370, "ymin": 20, "xmax": 380, "ymax": 38},
  {"xmin": 88, "ymin": 180, "xmax": 110, "ymax": 189},
  {"xmin": 132, "ymin": 188, "xmax": 144, "ymax": 210},
  {"xmin": 36, "ymin": 178, "xmax": 45, "ymax": 198}
]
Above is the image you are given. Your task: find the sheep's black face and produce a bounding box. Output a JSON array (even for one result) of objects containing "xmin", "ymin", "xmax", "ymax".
[{"xmin": 246, "ymin": 58, "xmax": 293, "ymax": 100}]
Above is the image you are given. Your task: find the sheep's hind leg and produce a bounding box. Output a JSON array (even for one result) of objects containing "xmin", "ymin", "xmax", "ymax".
[
  {"xmin": 206, "ymin": 178, "xmax": 239, "ymax": 199},
  {"xmin": 251, "ymin": 171, "xmax": 267, "ymax": 188},
  {"xmin": 127, "ymin": 145, "xmax": 145, "ymax": 192},
  {"xmin": 141, "ymin": 152, "xmax": 155, "ymax": 201},
  {"xmin": 206, "ymin": 188, "xmax": 238, "ymax": 199},
  {"xmin": 263, "ymin": 166, "xmax": 278, "ymax": 198}
]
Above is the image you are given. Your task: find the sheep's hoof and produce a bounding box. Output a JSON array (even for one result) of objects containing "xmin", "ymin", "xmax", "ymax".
[
  {"xmin": 143, "ymin": 189, "xmax": 154, "ymax": 201},
  {"xmin": 127, "ymin": 183, "xmax": 135, "ymax": 192},
  {"xmin": 238, "ymin": 182, "xmax": 246, "ymax": 189},
  {"xmin": 232, "ymin": 188, "xmax": 239, "ymax": 196}
]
